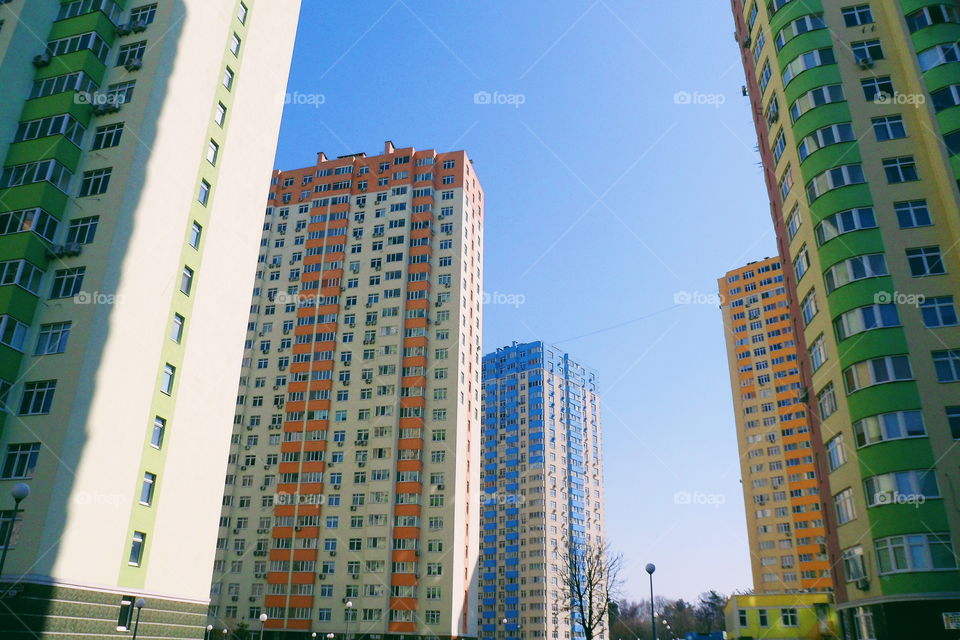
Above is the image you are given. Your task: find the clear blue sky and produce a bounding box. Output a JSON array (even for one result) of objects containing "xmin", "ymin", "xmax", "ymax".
[{"xmin": 273, "ymin": 1, "xmax": 777, "ymax": 603}]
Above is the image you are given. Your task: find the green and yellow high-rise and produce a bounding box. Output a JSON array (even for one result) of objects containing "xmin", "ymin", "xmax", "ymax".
[
  {"xmin": 0, "ymin": 1, "xmax": 299, "ymax": 636},
  {"xmin": 731, "ymin": 1, "xmax": 960, "ymax": 638}
]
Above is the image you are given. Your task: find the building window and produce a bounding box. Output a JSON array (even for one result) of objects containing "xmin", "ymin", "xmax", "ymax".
[
  {"xmin": 843, "ymin": 546, "xmax": 866, "ymax": 581},
  {"xmin": 920, "ymin": 297, "xmax": 958, "ymax": 328},
  {"xmin": 933, "ymin": 350, "xmax": 960, "ymax": 382},
  {"xmin": 864, "ymin": 470, "xmax": 939, "ymax": 507},
  {"xmin": 852, "ymin": 39, "xmax": 884, "ymax": 62},
  {"xmin": 875, "ymin": 533, "xmax": 956, "ymax": 573},
  {"xmin": 872, "ymin": 115, "xmax": 906, "ymax": 141},
  {"xmin": 835, "ymin": 304, "xmax": 899, "ymax": 341},
  {"xmin": 230, "ymin": 33, "xmax": 241, "ymax": 56},
  {"xmin": 215, "ymin": 102, "xmax": 227, "ymax": 127},
  {"xmin": 918, "ymin": 42, "xmax": 960, "ymax": 72},
  {"xmin": 198, "ymin": 180, "xmax": 211, "ymax": 205},
  {"xmin": 827, "ymin": 434, "xmax": 846, "ymax": 471},
  {"xmin": 738, "ymin": 610, "xmax": 748, "ymax": 627},
  {"xmin": 800, "ymin": 290, "xmax": 818, "ymax": 325},
  {"xmin": 1, "ymin": 443, "xmax": 40, "ymax": 479},
  {"xmin": 861, "ymin": 76, "xmax": 894, "ymax": 102},
  {"xmin": 906, "ymin": 246, "xmax": 945, "ymax": 276},
  {"xmin": 834, "ymin": 488, "xmax": 856, "ymax": 525},
  {"xmin": 160, "ymin": 363, "xmax": 176, "ymax": 395},
  {"xmin": 854, "ymin": 410, "xmax": 925, "ymax": 447},
  {"xmin": 189, "ymin": 222, "xmax": 202, "ymax": 249},
  {"xmin": 171, "ymin": 314, "xmax": 185, "ymax": 343},
  {"xmin": 810, "ymin": 334, "xmax": 827, "ymax": 370},
  {"xmin": 0, "ymin": 316, "xmax": 28, "ymax": 352},
  {"xmin": 140, "ymin": 472, "xmax": 156, "ymax": 505},
  {"xmin": 843, "ymin": 355, "xmax": 912, "ymax": 393},
  {"xmin": 237, "ymin": 2, "xmax": 248, "ymax": 23},
  {"xmin": 116, "ymin": 41, "xmax": 146, "ymax": 67},
  {"xmin": 130, "ymin": 4, "xmax": 158, "ymax": 25},
  {"xmin": 806, "ymin": 164, "xmax": 865, "ymax": 202},
  {"xmin": 117, "ymin": 596, "xmax": 136, "ymax": 630},
  {"xmin": 51, "ymin": 267, "xmax": 85, "ymax": 299},
  {"xmin": 105, "ymin": 80, "xmax": 136, "ymax": 105},
  {"xmin": 151, "ymin": 416, "xmax": 166, "ymax": 449},
  {"xmin": 35, "ymin": 321, "xmax": 71, "ymax": 355},
  {"xmin": 815, "ymin": 207, "xmax": 876, "ymax": 245},
  {"xmin": 883, "ymin": 156, "xmax": 919, "ymax": 183},
  {"xmin": 180, "ymin": 266, "xmax": 194, "ymax": 295},
  {"xmin": 19, "ymin": 381, "xmax": 56, "ymax": 415},
  {"xmin": 66, "ymin": 216, "xmax": 99, "ymax": 244},
  {"xmin": 223, "ymin": 67, "xmax": 235, "ymax": 90},
  {"xmin": 207, "ymin": 140, "xmax": 219, "ymax": 165},
  {"xmin": 129, "ymin": 531, "xmax": 146, "ymax": 566},
  {"xmin": 895, "ymin": 200, "xmax": 931, "ymax": 228},
  {"xmin": 817, "ymin": 382, "xmax": 837, "ymax": 419},
  {"xmin": 78, "ymin": 167, "xmax": 112, "ymax": 196},
  {"xmin": 842, "ymin": 5, "xmax": 874, "ymax": 26},
  {"xmin": 824, "ymin": 253, "xmax": 887, "ymax": 292}
]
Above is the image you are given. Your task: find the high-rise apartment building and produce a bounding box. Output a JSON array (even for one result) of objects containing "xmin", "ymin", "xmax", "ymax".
[
  {"xmin": 719, "ymin": 258, "xmax": 833, "ymax": 594},
  {"xmin": 731, "ymin": 2, "xmax": 960, "ymax": 638},
  {"xmin": 479, "ymin": 342, "xmax": 604, "ymax": 640},
  {"xmin": 0, "ymin": 0, "xmax": 300, "ymax": 636},
  {"xmin": 208, "ymin": 142, "xmax": 484, "ymax": 639}
]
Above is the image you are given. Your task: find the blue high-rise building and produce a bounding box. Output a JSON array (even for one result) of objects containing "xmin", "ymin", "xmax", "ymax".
[{"xmin": 479, "ymin": 342, "xmax": 605, "ymax": 640}]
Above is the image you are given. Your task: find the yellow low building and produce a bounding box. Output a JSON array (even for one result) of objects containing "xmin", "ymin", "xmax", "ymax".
[{"xmin": 725, "ymin": 593, "xmax": 837, "ymax": 639}]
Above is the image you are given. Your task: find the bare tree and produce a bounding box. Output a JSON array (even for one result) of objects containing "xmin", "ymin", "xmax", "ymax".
[{"xmin": 558, "ymin": 539, "xmax": 623, "ymax": 640}]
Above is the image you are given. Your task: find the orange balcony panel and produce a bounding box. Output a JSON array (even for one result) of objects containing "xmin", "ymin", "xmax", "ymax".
[
  {"xmin": 288, "ymin": 380, "xmax": 308, "ymax": 393},
  {"xmin": 305, "ymin": 420, "xmax": 329, "ymax": 430},
  {"xmin": 396, "ymin": 460, "xmax": 423, "ymax": 473},
  {"xmin": 390, "ymin": 597, "xmax": 418, "ymax": 611},
  {"xmin": 281, "ymin": 441, "xmax": 305, "ymax": 453},
  {"xmin": 292, "ymin": 549, "xmax": 318, "ymax": 562},
  {"xmin": 295, "ymin": 527, "xmax": 320, "ymax": 538},
  {"xmin": 403, "ymin": 336, "xmax": 428, "ymax": 349},
  {"xmin": 264, "ymin": 595, "xmax": 287, "ymax": 606},
  {"xmin": 409, "ymin": 245, "xmax": 432, "ymax": 256},
  {"xmin": 392, "ymin": 550, "xmax": 417, "ymax": 563},
  {"xmin": 396, "ymin": 481, "xmax": 422, "ymax": 494},
  {"xmin": 406, "ymin": 298, "xmax": 429, "ymax": 310},
  {"xmin": 404, "ymin": 318, "xmax": 427, "ymax": 330},
  {"xmin": 292, "ymin": 343, "xmax": 313, "ymax": 354},
  {"xmin": 397, "ymin": 438, "xmax": 424, "ymax": 450},
  {"xmin": 286, "ymin": 401, "xmax": 306, "ymax": 413},
  {"xmin": 410, "ymin": 227, "xmax": 432, "ymax": 239},
  {"xmin": 393, "ymin": 505, "xmax": 421, "ymax": 521},
  {"xmin": 290, "ymin": 363, "xmax": 310, "ymax": 375},
  {"xmin": 288, "ymin": 595, "xmax": 315, "ymax": 609},
  {"xmin": 399, "ymin": 396, "xmax": 425, "ymax": 409},
  {"xmin": 411, "ymin": 212, "xmax": 434, "ymax": 224},
  {"xmin": 399, "ymin": 417, "xmax": 424, "ymax": 430},
  {"xmin": 389, "ymin": 622, "xmax": 417, "ymax": 633},
  {"xmin": 315, "ymin": 341, "xmax": 337, "ymax": 351},
  {"xmin": 269, "ymin": 549, "xmax": 292, "ymax": 562},
  {"xmin": 407, "ymin": 280, "xmax": 431, "ymax": 292},
  {"xmin": 298, "ymin": 482, "xmax": 323, "ymax": 495},
  {"xmin": 279, "ymin": 462, "xmax": 301, "ymax": 474},
  {"xmin": 286, "ymin": 620, "xmax": 310, "ymax": 631},
  {"xmin": 401, "ymin": 376, "xmax": 427, "ymax": 388},
  {"xmin": 293, "ymin": 504, "xmax": 322, "ymax": 517},
  {"xmin": 301, "ymin": 461, "xmax": 326, "ymax": 473},
  {"xmin": 290, "ymin": 572, "xmax": 315, "ymax": 585},
  {"xmin": 390, "ymin": 573, "xmax": 418, "ymax": 588},
  {"xmin": 276, "ymin": 483, "xmax": 298, "ymax": 494}
]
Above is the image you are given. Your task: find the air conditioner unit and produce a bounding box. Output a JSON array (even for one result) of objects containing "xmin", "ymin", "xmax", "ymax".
[
  {"xmin": 330, "ymin": 550, "xmax": 337, "ymax": 556},
  {"xmin": 855, "ymin": 578, "xmax": 869, "ymax": 590},
  {"xmin": 333, "ymin": 484, "xmax": 341, "ymax": 490},
  {"xmin": 857, "ymin": 57, "xmax": 874, "ymax": 69},
  {"xmin": 131, "ymin": 19, "xmax": 148, "ymax": 32},
  {"xmin": 318, "ymin": 574, "xmax": 326, "ymax": 580},
  {"xmin": 33, "ymin": 53, "xmax": 51, "ymax": 68},
  {"xmin": 124, "ymin": 58, "xmax": 143, "ymax": 71},
  {"xmin": 437, "ymin": 484, "xmax": 445, "ymax": 490},
  {"xmin": 350, "ymin": 505, "xmax": 358, "ymax": 511}
]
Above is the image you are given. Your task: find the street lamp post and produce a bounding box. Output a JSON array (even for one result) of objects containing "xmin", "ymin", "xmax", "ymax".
[
  {"xmin": 326, "ymin": 633, "xmax": 334, "ymax": 640},
  {"xmin": 222, "ymin": 628, "xmax": 228, "ymax": 638},
  {"xmin": 645, "ymin": 564, "xmax": 656, "ymax": 640},
  {"xmin": 205, "ymin": 624, "xmax": 214, "ymax": 640},
  {"xmin": 345, "ymin": 600, "xmax": 353, "ymax": 640},
  {"xmin": 259, "ymin": 612, "xmax": 268, "ymax": 640},
  {"xmin": 311, "ymin": 633, "xmax": 317, "ymax": 640},
  {"xmin": 131, "ymin": 598, "xmax": 146, "ymax": 640},
  {"xmin": 0, "ymin": 484, "xmax": 30, "ymax": 580}
]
